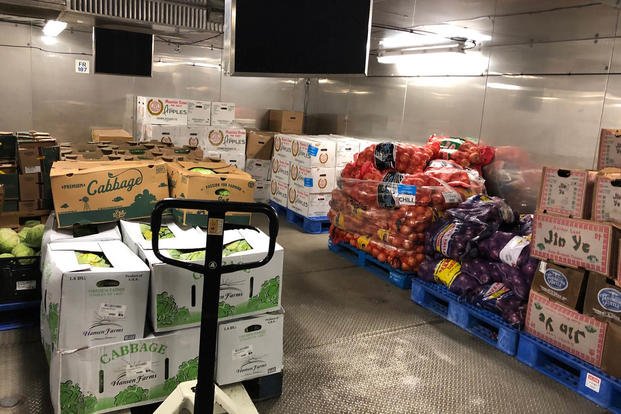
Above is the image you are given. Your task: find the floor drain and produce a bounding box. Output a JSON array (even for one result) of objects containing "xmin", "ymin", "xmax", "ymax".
[{"xmin": 0, "ymin": 395, "xmax": 22, "ymax": 408}]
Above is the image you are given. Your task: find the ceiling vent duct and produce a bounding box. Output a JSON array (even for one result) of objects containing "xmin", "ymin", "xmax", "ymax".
[
  {"xmin": 68, "ymin": 0, "xmax": 219, "ymax": 31},
  {"xmin": 0, "ymin": 0, "xmax": 65, "ymax": 20}
]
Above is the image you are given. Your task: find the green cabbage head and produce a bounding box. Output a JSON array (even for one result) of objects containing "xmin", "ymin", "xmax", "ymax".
[{"xmin": 0, "ymin": 228, "xmax": 19, "ymax": 253}]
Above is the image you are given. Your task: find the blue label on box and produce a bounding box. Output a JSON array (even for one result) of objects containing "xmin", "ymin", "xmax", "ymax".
[
  {"xmin": 308, "ymin": 145, "xmax": 319, "ymax": 157},
  {"xmin": 304, "ymin": 178, "xmax": 313, "ymax": 187}
]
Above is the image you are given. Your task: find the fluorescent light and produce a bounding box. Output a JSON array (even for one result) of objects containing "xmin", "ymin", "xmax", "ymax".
[
  {"xmin": 487, "ymin": 82, "xmax": 523, "ymax": 91},
  {"xmin": 379, "ymin": 44, "xmax": 462, "ymax": 58},
  {"xmin": 42, "ymin": 20, "xmax": 67, "ymax": 37},
  {"xmin": 379, "ymin": 24, "xmax": 491, "ymax": 51},
  {"xmin": 377, "ymin": 51, "xmax": 488, "ymax": 76}
]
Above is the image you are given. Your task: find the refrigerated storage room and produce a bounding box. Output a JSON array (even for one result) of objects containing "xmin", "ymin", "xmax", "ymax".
[{"xmin": 0, "ymin": 0, "xmax": 619, "ymax": 413}]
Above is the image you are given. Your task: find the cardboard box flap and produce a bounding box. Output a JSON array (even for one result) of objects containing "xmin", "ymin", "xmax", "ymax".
[
  {"xmin": 50, "ymin": 240, "xmax": 148, "ymax": 272},
  {"xmin": 120, "ymin": 220, "xmax": 206, "ymax": 250}
]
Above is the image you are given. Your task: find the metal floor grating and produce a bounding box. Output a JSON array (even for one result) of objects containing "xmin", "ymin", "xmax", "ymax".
[{"xmin": 0, "ymin": 217, "xmax": 607, "ymax": 413}]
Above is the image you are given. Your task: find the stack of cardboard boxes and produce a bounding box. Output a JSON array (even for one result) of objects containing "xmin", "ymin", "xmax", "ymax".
[
  {"xmin": 136, "ymin": 96, "xmax": 247, "ymax": 168},
  {"xmin": 61, "ymin": 141, "xmax": 204, "ymax": 162},
  {"xmin": 42, "ymin": 158, "xmax": 284, "ymax": 414},
  {"xmin": 526, "ymin": 130, "xmax": 621, "ymax": 378},
  {"xmin": 245, "ymin": 130, "xmax": 275, "ymax": 203},
  {"xmin": 269, "ymin": 133, "xmax": 362, "ymax": 218}
]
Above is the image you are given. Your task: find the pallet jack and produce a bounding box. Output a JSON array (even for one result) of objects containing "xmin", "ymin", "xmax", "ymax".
[{"xmin": 149, "ymin": 199, "xmax": 279, "ymax": 414}]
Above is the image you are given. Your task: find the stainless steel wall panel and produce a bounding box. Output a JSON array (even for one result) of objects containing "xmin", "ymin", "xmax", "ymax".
[
  {"xmin": 220, "ymin": 76, "xmax": 304, "ymax": 129},
  {"xmin": 401, "ymin": 76, "xmax": 487, "ymax": 143},
  {"xmin": 346, "ymin": 77, "xmax": 407, "ymax": 139},
  {"xmin": 373, "ymin": 0, "xmax": 415, "ymax": 27},
  {"xmin": 488, "ymin": 39, "xmax": 614, "ymax": 75},
  {"xmin": 495, "ymin": 0, "xmax": 605, "ymax": 15},
  {"xmin": 0, "ymin": 24, "xmax": 33, "ymax": 131},
  {"xmin": 410, "ymin": 0, "xmax": 496, "ymax": 26},
  {"xmin": 598, "ymin": 74, "xmax": 621, "ymax": 129},
  {"xmin": 492, "ymin": 3, "xmax": 615, "ymax": 46},
  {"xmin": 479, "ymin": 75, "xmax": 607, "ymax": 168},
  {"xmin": 306, "ymin": 78, "xmax": 351, "ymax": 135}
]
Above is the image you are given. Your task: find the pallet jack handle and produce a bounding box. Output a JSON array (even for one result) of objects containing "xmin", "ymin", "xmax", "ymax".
[{"xmin": 150, "ymin": 199, "xmax": 279, "ymax": 414}]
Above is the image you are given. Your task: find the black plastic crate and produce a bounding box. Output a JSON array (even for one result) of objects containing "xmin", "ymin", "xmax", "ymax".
[{"xmin": 0, "ymin": 255, "xmax": 41, "ymax": 303}]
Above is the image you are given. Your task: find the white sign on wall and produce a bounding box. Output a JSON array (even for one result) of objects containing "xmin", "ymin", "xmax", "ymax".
[{"xmin": 75, "ymin": 59, "xmax": 89, "ymax": 74}]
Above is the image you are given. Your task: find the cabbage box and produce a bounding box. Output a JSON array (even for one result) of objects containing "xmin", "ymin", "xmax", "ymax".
[
  {"xmin": 140, "ymin": 228, "xmax": 283, "ymax": 332},
  {"xmin": 41, "ymin": 240, "xmax": 149, "ymax": 353}
]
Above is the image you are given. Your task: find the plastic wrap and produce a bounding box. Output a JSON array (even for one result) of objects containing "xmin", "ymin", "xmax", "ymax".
[
  {"xmin": 427, "ymin": 135, "xmax": 495, "ymax": 170},
  {"xmin": 447, "ymin": 194, "xmax": 517, "ymax": 229},
  {"xmin": 476, "ymin": 231, "xmax": 531, "ymax": 268},
  {"xmin": 417, "ymin": 257, "xmax": 483, "ymax": 296}
]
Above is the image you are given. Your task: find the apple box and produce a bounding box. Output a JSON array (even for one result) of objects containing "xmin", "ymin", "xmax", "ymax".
[
  {"xmin": 538, "ymin": 167, "xmax": 595, "ymax": 219},
  {"xmin": 531, "ymin": 213, "xmax": 620, "ymax": 276},
  {"xmin": 287, "ymin": 186, "xmax": 331, "ymax": 218},
  {"xmin": 200, "ymin": 127, "xmax": 246, "ymax": 154},
  {"xmin": 597, "ymin": 128, "xmax": 621, "ymax": 169},
  {"xmin": 289, "ymin": 163, "xmax": 336, "ymax": 193},
  {"xmin": 271, "ymin": 157, "xmax": 290, "ymax": 182},
  {"xmin": 245, "ymin": 159, "xmax": 271, "ymax": 181},
  {"xmin": 291, "ymin": 136, "xmax": 336, "ymax": 168},
  {"xmin": 187, "ymin": 100, "xmax": 212, "ymax": 126},
  {"xmin": 254, "ymin": 179, "xmax": 270, "ymax": 203},
  {"xmin": 273, "ymin": 134, "xmax": 294, "ymax": 161},
  {"xmin": 270, "ymin": 179, "xmax": 288, "ymax": 207},
  {"xmin": 210, "ymin": 102, "xmax": 236, "ymax": 126},
  {"xmin": 592, "ymin": 168, "xmax": 621, "ymax": 225}
]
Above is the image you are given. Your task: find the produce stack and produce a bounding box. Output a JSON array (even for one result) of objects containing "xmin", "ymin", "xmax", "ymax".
[
  {"xmin": 418, "ymin": 196, "xmax": 538, "ymax": 326},
  {"xmin": 135, "ymin": 95, "xmax": 249, "ymax": 169},
  {"xmin": 328, "ymin": 136, "xmax": 492, "ymax": 273},
  {"xmin": 60, "ymin": 141, "xmax": 204, "ymax": 162},
  {"xmin": 522, "ymin": 151, "xmax": 621, "ymax": 377}
]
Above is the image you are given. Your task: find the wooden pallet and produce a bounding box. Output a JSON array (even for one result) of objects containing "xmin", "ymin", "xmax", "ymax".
[{"xmin": 0, "ymin": 209, "xmax": 49, "ymax": 228}]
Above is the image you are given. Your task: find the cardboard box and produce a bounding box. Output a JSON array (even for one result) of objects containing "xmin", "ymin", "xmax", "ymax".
[
  {"xmin": 40, "ymin": 214, "xmax": 122, "ymax": 269},
  {"xmin": 41, "ymin": 240, "xmax": 150, "ymax": 350},
  {"xmin": 19, "ymin": 173, "xmax": 41, "ymax": 201},
  {"xmin": 217, "ymin": 311, "xmax": 284, "ymax": 385},
  {"xmin": 270, "ymin": 179, "xmax": 288, "ymax": 207},
  {"xmin": 0, "ymin": 133, "xmax": 17, "ymax": 162},
  {"xmin": 268, "ymin": 110, "xmax": 303, "ymax": 134},
  {"xmin": 200, "ymin": 127, "xmax": 246, "ymax": 154},
  {"xmin": 597, "ymin": 128, "xmax": 621, "ymax": 169},
  {"xmin": 246, "ymin": 130, "xmax": 275, "ymax": 160},
  {"xmin": 333, "ymin": 136, "xmax": 360, "ymax": 167},
  {"xmin": 272, "ymin": 134, "xmax": 294, "ymax": 161},
  {"xmin": 254, "ymin": 179, "xmax": 270, "ymax": 203},
  {"xmin": 19, "ymin": 200, "xmax": 38, "ymax": 211},
  {"xmin": 146, "ymin": 124, "xmax": 179, "ymax": 145},
  {"xmin": 525, "ymin": 290, "xmax": 621, "ymax": 378},
  {"xmin": 583, "ymin": 272, "xmax": 621, "ymax": 324},
  {"xmin": 91, "ymin": 129, "xmax": 132, "ymax": 143},
  {"xmin": 291, "ymin": 136, "xmax": 337, "ymax": 168},
  {"xmin": 49, "ymin": 328, "xmax": 200, "ymax": 414},
  {"xmin": 271, "ymin": 157, "xmax": 290, "ymax": 182},
  {"xmin": 187, "ymin": 100, "xmax": 212, "ymax": 126},
  {"xmin": 137, "ymin": 96, "xmax": 188, "ymax": 125},
  {"xmin": 287, "ymin": 187, "xmax": 331, "ymax": 217},
  {"xmin": 0, "ymin": 164, "xmax": 18, "ymax": 199},
  {"xmin": 211, "ymin": 102, "xmax": 236, "ymax": 126},
  {"xmin": 141, "ymin": 228, "xmax": 283, "ymax": 332},
  {"xmin": 531, "ymin": 213, "xmax": 620, "ymax": 276},
  {"xmin": 245, "ymin": 159, "xmax": 271, "ymax": 181},
  {"xmin": 592, "ymin": 169, "xmax": 621, "ymax": 225},
  {"xmin": 204, "ymin": 151, "xmax": 246, "ymax": 169},
  {"xmin": 119, "ymin": 220, "xmax": 205, "ymax": 256},
  {"xmin": 531, "ymin": 261, "xmax": 588, "ymax": 310},
  {"xmin": 538, "ymin": 167, "xmax": 596, "ymax": 219},
  {"xmin": 167, "ymin": 161, "xmax": 255, "ymax": 226},
  {"xmin": 289, "ymin": 163, "xmax": 336, "ymax": 192},
  {"xmin": 18, "ymin": 142, "xmax": 42, "ymax": 174},
  {"xmin": 50, "ymin": 160, "xmax": 169, "ymax": 228}
]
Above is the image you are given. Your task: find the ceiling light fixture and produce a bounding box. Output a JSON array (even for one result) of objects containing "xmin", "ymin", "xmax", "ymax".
[{"xmin": 42, "ymin": 20, "xmax": 67, "ymax": 37}]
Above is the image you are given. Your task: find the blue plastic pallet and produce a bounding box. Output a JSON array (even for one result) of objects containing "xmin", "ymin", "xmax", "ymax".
[
  {"xmin": 0, "ymin": 300, "xmax": 39, "ymax": 331},
  {"xmin": 410, "ymin": 278, "xmax": 520, "ymax": 356},
  {"xmin": 269, "ymin": 201, "xmax": 287, "ymax": 216},
  {"xmin": 285, "ymin": 209, "xmax": 330, "ymax": 234},
  {"xmin": 517, "ymin": 333, "xmax": 621, "ymax": 413},
  {"xmin": 328, "ymin": 240, "xmax": 413, "ymax": 289}
]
